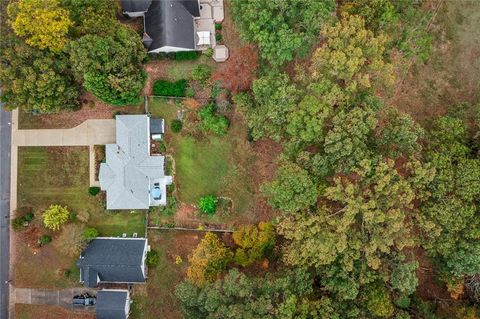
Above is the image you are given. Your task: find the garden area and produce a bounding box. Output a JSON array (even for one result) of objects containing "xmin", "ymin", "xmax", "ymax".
[{"xmin": 14, "ymin": 146, "xmax": 146, "ymax": 288}]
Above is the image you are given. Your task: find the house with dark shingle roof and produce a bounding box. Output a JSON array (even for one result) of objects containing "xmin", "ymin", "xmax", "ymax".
[
  {"xmin": 77, "ymin": 238, "xmax": 148, "ymax": 288},
  {"xmin": 96, "ymin": 289, "xmax": 132, "ymax": 319},
  {"xmin": 121, "ymin": 0, "xmax": 201, "ymax": 53}
]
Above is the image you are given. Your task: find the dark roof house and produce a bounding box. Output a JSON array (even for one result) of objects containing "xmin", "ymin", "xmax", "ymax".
[
  {"xmin": 121, "ymin": 0, "xmax": 201, "ymax": 53},
  {"xmin": 77, "ymin": 238, "xmax": 148, "ymax": 288},
  {"xmin": 96, "ymin": 290, "xmax": 131, "ymax": 319}
]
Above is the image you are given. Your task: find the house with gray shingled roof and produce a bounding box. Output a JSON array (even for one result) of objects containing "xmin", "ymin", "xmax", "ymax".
[
  {"xmin": 96, "ymin": 289, "xmax": 132, "ymax": 319},
  {"xmin": 77, "ymin": 238, "xmax": 148, "ymax": 288},
  {"xmin": 99, "ymin": 115, "xmax": 172, "ymax": 210}
]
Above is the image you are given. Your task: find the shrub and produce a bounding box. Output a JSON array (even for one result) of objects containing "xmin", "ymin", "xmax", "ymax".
[
  {"xmin": 215, "ymin": 23, "xmax": 222, "ymax": 31},
  {"xmin": 39, "ymin": 235, "xmax": 52, "ymax": 246},
  {"xmin": 153, "ymin": 79, "xmax": 187, "ymax": 97},
  {"xmin": 191, "ymin": 64, "xmax": 212, "ymax": 83},
  {"xmin": 147, "ymin": 250, "xmax": 160, "ymax": 266},
  {"xmin": 175, "ymin": 51, "xmax": 199, "ymax": 60},
  {"xmin": 199, "ymin": 103, "xmax": 229, "ymax": 136},
  {"xmin": 171, "ymin": 119, "xmax": 183, "ymax": 133},
  {"xmin": 42, "ymin": 205, "xmax": 70, "ymax": 231},
  {"xmin": 204, "ymin": 48, "xmax": 214, "ymax": 58},
  {"xmin": 215, "ymin": 33, "xmax": 222, "ymax": 42},
  {"xmin": 198, "ymin": 195, "xmax": 218, "ymax": 215},
  {"xmin": 24, "ymin": 212, "xmax": 34, "ymax": 222},
  {"xmin": 88, "ymin": 186, "xmax": 100, "ymax": 196},
  {"xmin": 12, "ymin": 216, "xmax": 27, "ymax": 231},
  {"xmin": 83, "ymin": 227, "xmax": 99, "ymax": 242}
]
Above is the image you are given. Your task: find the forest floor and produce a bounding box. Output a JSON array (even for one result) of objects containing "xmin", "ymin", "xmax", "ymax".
[{"xmin": 391, "ymin": 0, "xmax": 480, "ymax": 124}]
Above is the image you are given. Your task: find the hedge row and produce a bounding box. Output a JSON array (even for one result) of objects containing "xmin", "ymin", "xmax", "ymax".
[
  {"xmin": 153, "ymin": 79, "xmax": 187, "ymax": 97},
  {"xmin": 148, "ymin": 51, "xmax": 200, "ymax": 61}
]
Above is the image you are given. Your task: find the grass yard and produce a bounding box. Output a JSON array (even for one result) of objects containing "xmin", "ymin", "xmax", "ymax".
[
  {"xmin": 148, "ymin": 97, "xmax": 258, "ymax": 225},
  {"xmin": 15, "ymin": 304, "xmax": 95, "ymax": 319},
  {"xmin": 130, "ymin": 231, "xmax": 204, "ymax": 319},
  {"xmin": 15, "ymin": 147, "xmax": 146, "ymax": 288}
]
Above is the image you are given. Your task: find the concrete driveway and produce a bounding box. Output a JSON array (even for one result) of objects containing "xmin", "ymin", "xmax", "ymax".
[
  {"xmin": 13, "ymin": 287, "xmax": 97, "ymax": 311},
  {"xmin": 9, "ymin": 109, "xmax": 116, "ymax": 212}
]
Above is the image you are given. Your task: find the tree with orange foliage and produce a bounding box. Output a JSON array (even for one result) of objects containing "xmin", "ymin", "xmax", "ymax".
[{"xmin": 212, "ymin": 45, "xmax": 258, "ymax": 94}]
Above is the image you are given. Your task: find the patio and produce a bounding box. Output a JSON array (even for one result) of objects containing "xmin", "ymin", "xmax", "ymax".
[{"xmin": 195, "ymin": 0, "xmax": 229, "ymax": 61}]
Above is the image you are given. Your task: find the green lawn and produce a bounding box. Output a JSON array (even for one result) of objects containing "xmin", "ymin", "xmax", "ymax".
[
  {"xmin": 148, "ymin": 98, "xmax": 256, "ymax": 222},
  {"xmin": 165, "ymin": 55, "xmax": 216, "ymax": 81}
]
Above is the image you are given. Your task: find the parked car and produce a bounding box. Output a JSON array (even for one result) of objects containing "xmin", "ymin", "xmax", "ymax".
[{"xmin": 73, "ymin": 293, "xmax": 96, "ymax": 306}]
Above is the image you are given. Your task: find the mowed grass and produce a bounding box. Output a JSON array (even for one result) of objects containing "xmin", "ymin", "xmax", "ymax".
[
  {"xmin": 15, "ymin": 147, "xmax": 146, "ymax": 288},
  {"xmin": 149, "ymin": 98, "xmax": 256, "ymax": 219},
  {"xmin": 175, "ymin": 136, "xmax": 231, "ymax": 202},
  {"xmin": 130, "ymin": 231, "xmax": 203, "ymax": 319}
]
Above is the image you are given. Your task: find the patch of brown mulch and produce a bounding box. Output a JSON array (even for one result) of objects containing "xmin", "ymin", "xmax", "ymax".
[
  {"xmin": 15, "ymin": 304, "xmax": 95, "ymax": 319},
  {"xmin": 19, "ymin": 225, "xmax": 42, "ymax": 248},
  {"xmin": 142, "ymin": 60, "xmax": 169, "ymax": 96}
]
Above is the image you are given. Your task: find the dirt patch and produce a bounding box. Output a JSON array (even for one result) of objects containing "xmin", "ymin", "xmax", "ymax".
[
  {"xmin": 15, "ymin": 304, "xmax": 95, "ymax": 319},
  {"xmin": 249, "ymin": 138, "xmax": 283, "ymax": 221},
  {"xmin": 174, "ymin": 203, "xmax": 199, "ymax": 227},
  {"xmin": 143, "ymin": 60, "xmax": 169, "ymax": 96}
]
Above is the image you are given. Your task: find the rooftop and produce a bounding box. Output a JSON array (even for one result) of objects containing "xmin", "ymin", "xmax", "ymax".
[
  {"xmin": 99, "ymin": 115, "xmax": 172, "ymax": 210},
  {"xmin": 96, "ymin": 289, "xmax": 130, "ymax": 319},
  {"xmin": 77, "ymin": 238, "xmax": 148, "ymax": 288}
]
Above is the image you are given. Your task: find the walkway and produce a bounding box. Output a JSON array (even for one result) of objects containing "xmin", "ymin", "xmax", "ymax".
[
  {"xmin": 9, "ymin": 108, "xmax": 115, "ymax": 212},
  {"xmin": 12, "ymin": 287, "xmax": 96, "ymax": 312}
]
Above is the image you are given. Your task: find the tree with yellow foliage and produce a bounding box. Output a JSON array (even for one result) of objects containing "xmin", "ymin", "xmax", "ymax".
[
  {"xmin": 186, "ymin": 232, "xmax": 232, "ymax": 285},
  {"xmin": 7, "ymin": 0, "xmax": 72, "ymax": 52}
]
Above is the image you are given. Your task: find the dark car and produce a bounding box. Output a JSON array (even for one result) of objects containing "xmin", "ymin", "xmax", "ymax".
[{"xmin": 73, "ymin": 293, "xmax": 96, "ymax": 306}]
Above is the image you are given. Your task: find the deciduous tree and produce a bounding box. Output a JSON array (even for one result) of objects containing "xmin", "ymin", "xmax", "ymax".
[
  {"xmin": 232, "ymin": 222, "xmax": 275, "ymax": 267},
  {"xmin": 231, "ymin": 0, "xmax": 335, "ymax": 66},
  {"xmin": 261, "ymin": 161, "xmax": 318, "ymax": 214},
  {"xmin": 0, "ymin": 38, "xmax": 79, "ymax": 113},
  {"xmin": 68, "ymin": 26, "xmax": 146, "ymax": 106},
  {"xmin": 7, "ymin": 0, "xmax": 72, "ymax": 52},
  {"xmin": 186, "ymin": 232, "xmax": 233, "ymax": 285},
  {"xmin": 310, "ymin": 14, "xmax": 395, "ymax": 94}
]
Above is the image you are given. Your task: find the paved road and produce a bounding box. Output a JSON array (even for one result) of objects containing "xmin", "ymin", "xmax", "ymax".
[{"xmin": 0, "ymin": 107, "xmax": 12, "ymax": 319}]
